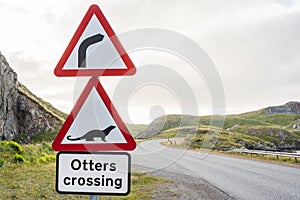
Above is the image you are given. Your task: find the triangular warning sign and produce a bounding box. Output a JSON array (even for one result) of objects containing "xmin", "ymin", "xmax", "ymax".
[
  {"xmin": 54, "ymin": 4, "xmax": 136, "ymax": 77},
  {"xmin": 52, "ymin": 77, "xmax": 136, "ymax": 151}
]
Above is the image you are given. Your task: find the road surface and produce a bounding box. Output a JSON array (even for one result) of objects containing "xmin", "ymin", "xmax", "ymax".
[{"xmin": 131, "ymin": 139, "xmax": 300, "ymax": 200}]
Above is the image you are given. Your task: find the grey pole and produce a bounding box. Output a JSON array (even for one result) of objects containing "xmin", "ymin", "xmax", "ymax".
[{"xmin": 90, "ymin": 195, "xmax": 99, "ymax": 200}]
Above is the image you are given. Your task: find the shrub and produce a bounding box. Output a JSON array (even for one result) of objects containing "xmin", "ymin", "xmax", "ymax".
[
  {"xmin": 0, "ymin": 141, "xmax": 10, "ymax": 153},
  {"xmin": 13, "ymin": 153, "xmax": 25, "ymax": 163},
  {"xmin": 0, "ymin": 158, "xmax": 4, "ymax": 167},
  {"xmin": 37, "ymin": 152, "xmax": 56, "ymax": 164},
  {"xmin": 8, "ymin": 141, "xmax": 24, "ymax": 154},
  {"xmin": 37, "ymin": 157, "xmax": 47, "ymax": 163},
  {"xmin": 0, "ymin": 140, "xmax": 9, "ymax": 146}
]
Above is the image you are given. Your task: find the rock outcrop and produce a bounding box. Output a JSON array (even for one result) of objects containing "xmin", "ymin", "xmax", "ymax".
[
  {"xmin": 289, "ymin": 119, "xmax": 300, "ymax": 130},
  {"xmin": 264, "ymin": 101, "xmax": 300, "ymax": 115},
  {"xmin": 0, "ymin": 52, "xmax": 65, "ymax": 143}
]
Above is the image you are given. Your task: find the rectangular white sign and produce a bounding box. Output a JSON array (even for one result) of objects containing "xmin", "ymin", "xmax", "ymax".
[{"xmin": 56, "ymin": 152, "xmax": 130, "ymax": 195}]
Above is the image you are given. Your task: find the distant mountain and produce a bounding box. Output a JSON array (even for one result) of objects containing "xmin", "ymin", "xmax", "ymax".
[
  {"xmin": 135, "ymin": 115, "xmax": 200, "ymax": 139},
  {"xmin": 0, "ymin": 52, "xmax": 66, "ymax": 143},
  {"xmin": 264, "ymin": 101, "xmax": 300, "ymax": 115},
  {"xmin": 136, "ymin": 102, "xmax": 300, "ymax": 151}
]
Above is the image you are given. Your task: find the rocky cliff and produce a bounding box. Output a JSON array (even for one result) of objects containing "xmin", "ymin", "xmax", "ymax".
[
  {"xmin": 0, "ymin": 52, "xmax": 65, "ymax": 143},
  {"xmin": 264, "ymin": 101, "xmax": 300, "ymax": 115}
]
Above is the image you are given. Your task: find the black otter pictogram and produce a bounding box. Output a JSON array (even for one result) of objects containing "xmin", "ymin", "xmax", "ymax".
[{"xmin": 67, "ymin": 125, "xmax": 116, "ymax": 142}]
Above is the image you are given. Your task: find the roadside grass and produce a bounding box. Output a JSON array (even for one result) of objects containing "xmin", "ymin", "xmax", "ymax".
[
  {"xmin": 0, "ymin": 141, "xmax": 167, "ymax": 199},
  {"xmin": 161, "ymin": 137, "xmax": 300, "ymax": 165},
  {"xmin": 0, "ymin": 141, "xmax": 55, "ymax": 165},
  {"xmin": 0, "ymin": 163, "xmax": 166, "ymax": 200},
  {"xmin": 220, "ymin": 151, "xmax": 300, "ymax": 165},
  {"xmin": 101, "ymin": 173, "xmax": 168, "ymax": 200},
  {"xmin": 0, "ymin": 163, "xmax": 85, "ymax": 200},
  {"xmin": 134, "ymin": 139, "xmax": 148, "ymax": 143}
]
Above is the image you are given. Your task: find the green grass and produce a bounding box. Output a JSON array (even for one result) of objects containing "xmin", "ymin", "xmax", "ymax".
[
  {"xmin": 158, "ymin": 126, "xmax": 273, "ymax": 150},
  {"xmin": 101, "ymin": 173, "xmax": 167, "ymax": 200},
  {"xmin": 0, "ymin": 163, "xmax": 166, "ymax": 200},
  {"xmin": 140, "ymin": 109, "xmax": 300, "ymax": 151},
  {"xmin": 126, "ymin": 124, "xmax": 148, "ymax": 137},
  {"xmin": 223, "ymin": 113, "xmax": 300, "ymax": 128},
  {"xmin": 31, "ymin": 130, "xmax": 59, "ymax": 143},
  {"xmin": 0, "ymin": 162, "xmax": 91, "ymax": 199},
  {"xmin": 155, "ymin": 126, "xmax": 200, "ymax": 139},
  {"xmin": 0, "ymin": 141, "xmax": 55, "ymax": 165},
  {"xmin": 198, "ymin": 111, "xmax": 300, "ymax": 129},
  {"xmin": 0, "ymin": 141, "xmax": 167, "ymax": 199},
  {"xmin": 223, "ymin": 151, "xmax": 299, "ymax": 165}
]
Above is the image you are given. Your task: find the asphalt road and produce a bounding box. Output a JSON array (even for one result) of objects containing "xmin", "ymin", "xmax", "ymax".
[{"xmin": 131, "ymin": 139, "xmax": 300, "ymax": 200}]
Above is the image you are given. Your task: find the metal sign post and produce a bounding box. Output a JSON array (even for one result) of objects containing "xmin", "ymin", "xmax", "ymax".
[
  {"xmin": 52, "ymin": 4, "xmax": 136, "ymax": 198},
  {"xmin": 90, "ymin": 195, "xmax": 99, "ymax": 200}
]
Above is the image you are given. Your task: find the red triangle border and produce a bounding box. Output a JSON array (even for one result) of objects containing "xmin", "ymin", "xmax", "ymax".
[
  {"xmin": 54, "ymin": 4, "xmax": 136, "ymax": 77},
  {"xmin": 52, "ymin": 77, "xmax": 136, "ymax": 151}
]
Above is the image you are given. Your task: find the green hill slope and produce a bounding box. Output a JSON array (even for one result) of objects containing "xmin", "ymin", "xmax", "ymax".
[{"xmin": 136, "ymin": 102, "xmax": 300, "ymax": 151}]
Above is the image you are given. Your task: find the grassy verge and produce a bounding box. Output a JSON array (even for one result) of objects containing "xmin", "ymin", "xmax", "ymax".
[
  {"xmin": 0, "ymin": 141, "xmax": 167, "ymax": 199},
  {"xmin": 161, "ymin": 139, "xmax": 300, "ymax": 165},
  {"xmin": 0, "ymin": 163, "xmax": 166, "ymax": 199},
  {"xmin": 102, "ymin": 173, "xmax": 168, "ymax": 200},
  {"xmin": 218, "ymin": 151, "xmax": 300, "ymax": 165}
]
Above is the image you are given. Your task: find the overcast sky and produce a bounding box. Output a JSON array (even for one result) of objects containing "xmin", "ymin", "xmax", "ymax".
[{"xmin": 0, "ymin": 0, "xmax": 300, "ymax": 124}]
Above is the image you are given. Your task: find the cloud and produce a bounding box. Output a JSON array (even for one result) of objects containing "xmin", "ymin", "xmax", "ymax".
[
  {"xmin": 7, "ymin": 52, "xmax": 76, "ymax": 113},
  {"xmin": 1, "ymin": 0, "xmax": 300, "ymax": 123},
  {"xmin": 200, "ymin": 7, "xmax": 300, "ymax": 113}
]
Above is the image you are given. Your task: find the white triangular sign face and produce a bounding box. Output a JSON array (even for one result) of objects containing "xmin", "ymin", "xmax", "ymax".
[
  {"xmin": 61, "ymin": 87, "xmax": 126, "ymax": 144},
  {"xmin": 54, "ymin": 5, "xmax": 136, "ymax": 76},
  {"xmin": 63, "ymin": 15, "xmax": 127, "ymax": 70},
  {"xmin": 52, "ymin": 77, "xmax": 136, "ymax": 151}
]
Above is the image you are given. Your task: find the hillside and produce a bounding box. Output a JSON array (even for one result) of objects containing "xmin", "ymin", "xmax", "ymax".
[
  {"xmin": 126, "ymin": 123, "xmax": 148, "ymax": 137},
  {"xmin": 136, "ymin": 102, "xmax": 300, "ymax": 151},
  {"xmin": 0, "ymin": 52, "xmax": 65, "ymax": 143}
]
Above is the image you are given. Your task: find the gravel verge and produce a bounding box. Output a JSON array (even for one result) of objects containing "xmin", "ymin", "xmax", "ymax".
[{"xmin": 133, "ymin": 165, "xmax": 233, "ymax": 200}]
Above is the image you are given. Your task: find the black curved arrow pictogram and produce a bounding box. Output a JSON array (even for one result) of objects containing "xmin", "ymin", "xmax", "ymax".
[{"xmin": 78, "ymin": 33, "xmax": 104, "ymax": 68}]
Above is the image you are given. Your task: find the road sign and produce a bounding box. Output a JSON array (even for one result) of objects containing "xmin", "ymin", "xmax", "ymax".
[
  {"xmin": 56, "ymin": 152, "xmax": 130, "ymax": 195},
  {"xmin": 52, "ymin": 77, "xmax": 136, "ymax": 151},
  {"xmin": 54, "ymin": 4, "xmax": 136, "ymax": 77}
]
